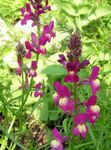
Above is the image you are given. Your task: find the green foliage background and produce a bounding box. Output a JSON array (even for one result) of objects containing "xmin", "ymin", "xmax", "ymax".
[{"xmin": 0, "ymin": 0, "xmax": 111, "ymax": 149}]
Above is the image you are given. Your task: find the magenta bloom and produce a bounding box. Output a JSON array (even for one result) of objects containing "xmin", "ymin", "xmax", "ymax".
[
  {"xmin": 20, "ymin": 0, "xmax": 51, "ymax": 26},
  {"xmin": 53, "ymin": 81, "xmax": 74, "ymax": 114},
  {"xmin": 54, "ymin": 81, "xmax": 71, "ymax": 98},
  {"xmin": 28, "ymin": 61, "xmax": 37, "ymax": 77},
  {"xmin": 51, "ymin": 128, "xmax": 67, "ymax": 150},
  {"xmin": 81, "ymin": 66, "xmax": 100, "ymax": 95},
  {"xmin": 16, "ymin": 67, "xmax": 21, "ymax": 76},
  {"xmin": 64, "ymin": 61, "xmax": 79, "ymax": 83},
  {"xmin": 34, "ymin": 82, "xmax": 43, "ymax": 97},
  {"xmin": 20, "ymin": 3, "xmax": 32, "ymax": 25},
  {"xmin": 24, "ymin": 21, "xmax": 55, "ymax": 55},
  {"xmin": 90, "ymin": 66, "xmax": 100, "ymax": 95},
  {"xmin": 58, "ymin": 54, "xmax": 67, "ymax": 67},
  {"xmin": 37, "ymin": 21, "xmax": 55, "ymax": 54},
  {"xmin": 25, "ymin": 41, "xmax": 33, "ymax": 59},
  {"xmin": 42, "ymin": 21, "xmax": 55, "ymax": 44},
  {"xmin": 58, "ymin": 98, "xmax": 74, "ymax": 114},
  {"xmin": 85, "ymin": 95, "xmax": 100, "ymax": 125},
  {"xmin": 72, "ymin": 113, "xmax": 88, "ymax": 138}
]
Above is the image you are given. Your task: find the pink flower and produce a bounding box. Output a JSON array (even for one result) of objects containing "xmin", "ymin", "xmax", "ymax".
[
  {"xmin": 72, "ymin": 113, "xmax": 88, "ymax": 138},
  {"xmin": 20, "ymin": 0, "xmax": 51, "ymax": 26},
  {"xmin": 90, "ymin": 66, "xmax": 100, "ymax": 95},
  {"xmin": 58, "ymin": 97, "xmax": 74, "ymax": 114},
  {"xmin": 34, "ymin": 82, "xmax": 43, "ymax": 97},
  {"xmin": 54, "ymin": 81, "xmax": 71, "ymax": 98},
  {"xmin": 51, "ymin": 128, "xmax": 67, "ymax": 150},
  {"xmin": 28, "ymin": 61, "xmax": 37, "ymax": 77},
  {"xmin": 36, "ymin": 21, "xmax": 55, "ymax": 54},
  {"xmin": 81, "ymin": 66, "xmax": 100, "ymax": 95},
  {"xmin": 16, "ymin": 67, "xmax": 21, "ymax": 76},
  {"xmin": 25, "ymin": 41, "xmax": 33, "ymax": 59},
  {"xmin": 53, "ymin": 81, "xmax": 74, "ymax": 114},
  {"xmin": 20, "ymin": 3, "xmax": 32, "ymax": 25},
  {"xmin": 57, "ymin": 54, "xmax": 67, "ymax": 67},
  {"xmin": 85, "ymin": 95, "xmax": 100, "ymax": 125},
  {"xmin": 64, "ymin": 61, "xmax": 79, "ymax": 83}
]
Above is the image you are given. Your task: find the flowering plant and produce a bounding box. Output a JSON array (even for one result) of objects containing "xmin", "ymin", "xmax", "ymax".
[
  {"xmin": 15, "ymin": 0, "xmax": 55, "ymax": 128},
  {"xmin": 51, "ymin": 32, "xmax": 100, "ymax": 149}
]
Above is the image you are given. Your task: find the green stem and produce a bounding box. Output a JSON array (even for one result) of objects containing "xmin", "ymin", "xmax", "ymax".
[
  {"xmin": 74, "ymin": 83, "xmax": 77, "ymax": 115},
  {"xmin": 0, "ymin": 116, "xmax": 16, "ymax": 150},
  {"xmin": 19, "ymin": 24, "xmax": 41, "ymax": 114}
]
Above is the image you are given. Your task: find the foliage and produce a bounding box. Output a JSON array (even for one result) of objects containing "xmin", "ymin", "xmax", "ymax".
[{"xmin": 0, "ymin": 0, "xmax": 111, "ymax": 149}]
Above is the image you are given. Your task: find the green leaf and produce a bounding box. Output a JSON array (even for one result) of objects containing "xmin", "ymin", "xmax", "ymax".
[
  {"xmin": 88, "ymin": 7, "xmax": 111, "ymax": 21},
  {"xmin": 63, "ymin": 118, "xmax": 68, "ymax": 134},
  {"xmin": 88, "ymin": 125, "xmax": 97, "ymax": 147},
  {"xmin": 49, "ymin": 110, "xmax": 58, "ymax": 121},
  {"xmin": 41, "ymin": 64, "xmax": 67, "ymax": 76},
  {"xmin": 78, "ymin": 4, "xmax": 92, "ymax": 15},
  {"xmin": 40, "ymin": 103, "xmax": 48, "ymax": 121}
]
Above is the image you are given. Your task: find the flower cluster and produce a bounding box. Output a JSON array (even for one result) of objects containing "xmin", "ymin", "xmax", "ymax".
[
  {"xmin": 51, "ymin": 32, "xmax": 100, "ymax": 149},
  {"xmin": 21, "ymin": 0, "xmax": 51, "ymax": 26},
  {"xmin": 16, "ymin": 0, "xmax": 55, "ymax": 98},
  {"xmin": 25, "ymin": 21, "xmax": 55, "ymax": 56}
]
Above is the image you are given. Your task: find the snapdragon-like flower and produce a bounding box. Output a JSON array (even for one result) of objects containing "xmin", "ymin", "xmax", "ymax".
[
  {"xmin": 58, "ymin": 54, "xmax": 67, "ymax": 67},
  {"xmin": 53, "ymin": 31, "xmax": 100, "ymax": 145},
  {"xmin": 90, "ymin": 66, "xmax": 100, "ymax": 95},
  {"xmin": 20, "ymin": 3, "xmax": 32, "ymax": 25},
  {"xmin": 40, "ymin": 21, "xmax": 55, "ymax": 44},
  {"xmin": 34, "ymin": 82, "xmax": 43, "ymax": 97},
  {"xmin": 64, "ymin": 61, "xmax": 79, "ymax": 83},
  {"xmin": 28, "ymin": 61, "xmax": 37, "ymax": 77},
  {"xmin": 53, "ymin": 81, "xmax": 74, "ymax": 114},
  {"xmin": 81, "ymin": 66, "xmax": 100, "ymax": 95},
  {"xmin": 51, "ymin": 128, "xmax": 67, "ymax": 150},
  {"xmin": 25, "ymin": 40, "xmax": 33, "ymax": 59},
  {"xmin": 20, "ymin": 0, "xmax": 51, "ymax": 26},
  {"xmin": 72, "ymin": 113, "xmax": 88, "ymax": 138},
  {"xmin": 85, "ymin": 95, "xmax": 100, "ymax": 125},
  {"xmin": 37, "ymin": 21, "xmax": 55, "ymax": 54},
  {"xmin": 25, "ymin": 21, "xmax": 55, "ymax": 55}
]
